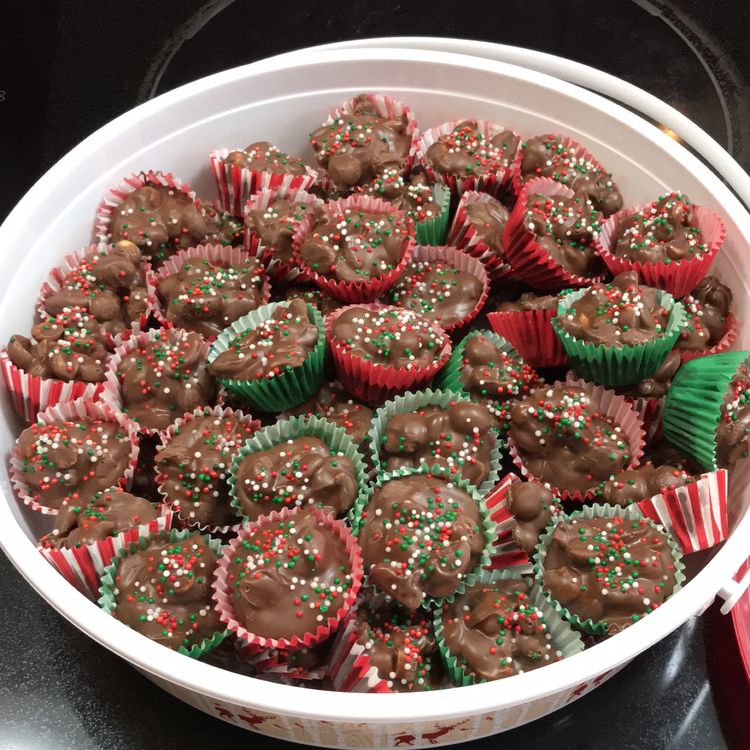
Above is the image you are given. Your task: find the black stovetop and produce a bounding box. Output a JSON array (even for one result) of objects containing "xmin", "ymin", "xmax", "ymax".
[{"xmin": 2, "ymin": 2, "xmax": 750, "ymax": 748}]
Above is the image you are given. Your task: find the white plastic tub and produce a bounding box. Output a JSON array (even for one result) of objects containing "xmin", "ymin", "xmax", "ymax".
[{"xmin": 1, "ymin": 41, "xmax": 750, "ymax": 748}]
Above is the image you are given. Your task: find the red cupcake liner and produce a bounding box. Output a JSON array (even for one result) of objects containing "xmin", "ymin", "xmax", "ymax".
[
  {"xmin": 486, "ymin": 307, "xmax": 567, "ymax": 368},
  {"xmin": 412, "ymin": 120, "xmax": 517, "ymax": 198},
  {"xmin": 37, "ymin": 506, "xmax": 173, "ymax": 599},
  {"xmin": 627, "ymin": 394, "xmax": 664, "ymax": 443},
  {"xmin": 37, "ymin": 243, "xmax": 156, "ymax": 341},
  {"xmin": 236, "ymin": 641, "xmax": 331, "ymax": 682},
  {"xmin": 679, "ymin": 312, "xmax": 739, "ymax": 363},
  {"xmin": 446, "ymin": 190, "xmax": 517, "ymax": 282},
  {"xmin": 508, "ymin": 378, "xmax": 646, "ymax": 502},
  {"xmin": 209, "ymin": 148, "xmax": 318, "ymax": 216},
  {"xmin": 212, "ymin": 505, "xmax": 363, "ymax": 651},
  {"xmin": 100, "ymin": 328, "xmax": 215, "ymax": 437},
  {"xmin": 155, "ymin": 403, "xmax": 260, "ymax": 535},
  {"xmin": 0, "ymin": 349, "xmax": 105, "ymax": 423},
  {"xmin": 10, "ymin": 398, "xmax": 141, "ymax": 515},
  {"xmin": 389, "ymin": 244, "xmax": 489, "ymax": 333},
  {"xmin": 292, "ymin": 195, "xmax": 415, "ymax": 302},
  {"xmin": 594, "ymin": 202, "xmax": 725, "ymax": 298},
  {"xmin": 638, "ymin": 469, "xmax": 729, "ymax": 555},
  {"xmin": 324, "ymin": 303, "xmax": 452, "ymax": 405},
  {"xmin": 502, "ymin": 177, "xmax": 606, "ymax": 292},
  {"xmin": 243, "ymin": 186, "xmax": 324, "ymax": 282},
  {"xmin": 94, "ymin": 170, "xmax": 200, "ymax": 244},
  {"xmin": 148, "ymin": 243, "xmax": 271, "ymax": 336}
]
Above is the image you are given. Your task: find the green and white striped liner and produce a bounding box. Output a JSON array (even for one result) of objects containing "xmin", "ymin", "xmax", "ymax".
[
  {"xmin": 228, "ymin": 414, "xmax": 369, "ymax": 523},
  {"xmin": 532, "ymin": 503, "xmax": 685, "ymax": 636},
  {"xmin": 98, "ymin": 527, "xmax": 226, "ymax": 659},
  {"xmin": 434, "ymin": 568, "xmax": 585, "ymax": 686},
  {"xmin": 367, "ymin": 387, "xmax": 503, "ymax": 496},
  {"xmin": 207, "ymin": 301, "xmax": 325, "ymax": 413},
  {"xmin": 415, "ymin": 184, "xmax": 451, "ymax": 246}
]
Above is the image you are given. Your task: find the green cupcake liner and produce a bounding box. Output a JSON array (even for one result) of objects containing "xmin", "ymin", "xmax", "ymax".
[
  {"xmin": 367, "ymin": 387, "xmax": 504, "ymax": 496},
  {"xmin": 532, "ymin": 503, "xmax": 686, "ymax": 636},
  {"xmin": 207, "ymin": 301, "xmax": 325, "ymax": 413},
  {"xmin": 662, "ymin": 350, "xmax": 750, "ymax": 470},
  {"xmin": 415, "ymin": 184, "xmax": 451, "ymax": 246},
  {"xmin": 433, "ymin": 568, "xmax": 585, "ymax": 686},
  {"xmin": 98, "ymin": 527, "xmax": 227, "ymax": 659},
  {"xmin": 551, "ymin": 287, "xmax": 686, "ymax": 387},
  {"xmin": 349, "ymin": 463, "xmax": 497, "ymax": 608},
  {"xmin": 228, "ymin": 414, "xmax": 369, "ymax": 523}
]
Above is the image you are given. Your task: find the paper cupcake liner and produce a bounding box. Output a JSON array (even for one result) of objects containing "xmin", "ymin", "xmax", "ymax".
[
  {"xmin": 387, "ymin": 244, "xmax": 489, "ymax": 333},
  {"xmin": 149, "ymin": 243, "xmax": 271, "ymax": 336},
  {"xmin": 10, "ymin": 398, "xmax": 140, "ymax": 515},
  {"xmin": 637, "ymin": 469, "xmax": 729, "ymax": 555},
  {"xmin": 243, "ymin": 185, "xmax": 324, "ymax": 282},
  {"xmin": 486, "ymin": 307, "xmax": 567, "ymax": 368},
  {"xmin": 37, "ymin": 243, "xmax": 155, "ymax": 339},
  {"xmin": 446, "ymin": 191, "xmax": 516, "ymax": 282},
  {"xmin": 414, "ymin": 184, "xmax": 451, "ymax": 246},
  {"xmin": 662, "ymin": 350, "xmax": 750, "ymax": 470},
  {"xmin": 552, "ymin": 286, "xmax": 686, "ymax": 387},
  {"xmin": 508, "ymin": 378, "xmax": 646, "ymax": 502},
  {"xmin": 324, "ymin": 303, "xmax": 452, "ymax": 405},
  {"xmin": 100, "ymin": 327, "xmax": 215, "ymax": 436},
  {"xmin": 228, "ymin": 414, "xmax": 369, "ymax": 523},
  {"xmin": 502, "ymin": 178, "xmax": 606, "ymax": 291},
  {"xmin": 629, "ymin": 394, "xmax": 664, "ymax": 442},
  {"xmin": 679, "ymin": 312, "xmax": 739, "ymax": 363},
  {"xmin": 594, "ymin": 202, "xmax": 725, "ymax": 298},
  {"xmin": 237, "ymin": 640, "xmax": 331, "ymax": 682},
  {"xmin": 412, "ymin": 120, "xmax": 517, "ymax": 197},
  {"xmin": 207, "ymin": 301, "xmax": 325, "ymax": 413},
  {"xmin": 533, "ymin": 503, "xmax": 686, "ymax": 635},
  {"xmin": 38, "ymin": 506, "xmax": 173, "ymax": 599},
  {"xmin": 291, "ymin": 195, "xmax": 415, "ymax": 303},
  {"xmin": 212, "ymin": 505, "xmax": 364, "ymax": 651},
  {"xmin": 0, "ymin": 349, "xmax": 105, "ymax": 423},
  {"xmin": 434, "ymin": 569, "xmax": 585, "ymax": 686},
  {"xmin": 155, "ymin": 404, "xmax": 261, "ymax": 534},
  {"xmin": 209, "ymin": 148, "xmax": 318, "ymax": 216},
  {"xmin": 349, "ymin": 464, "xmax": 497, "ymax": 608},
  {"xmin": 483, "ymin": 473, "xmax": 533, "ymax": 573},
  {"xmin": 367, "ymin": 388, "xmax": 503, "ymax": 496},
  {"xmin": 98, "ymin": 527, "xmax": 227, "ymax": 658}
]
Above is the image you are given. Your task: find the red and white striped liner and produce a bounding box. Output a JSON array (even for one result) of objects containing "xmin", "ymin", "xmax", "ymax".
[
  {"xmin": 236, "ymin": 643, "xmax": 330, "ymax": 682},
  {"xmin": 594, "ymin": 201, "xmax": 725, "ymax": 298},
  {"xmin": 94, "ymin": 170, "xmax": 200, "ymax": 244},
  {"xmin": 446, "ymin": 191, "xmax": 516, "ymax": 282},
  {"xmin": 155, "ymin": 403, "xmax": 260, "ymax": 535},
  {"xmin": 292, "ymin": 195, "xmax": 415, "ymax": 303},
  {"xmin": 243, "ymin": 186, "xmax": 323, "ymax": 282},
  {"xmin": 9, "ymin": 398, "xmax": 141, "ymax": 515},
  {"xmin": 679, "ymin": 312, "xmax": 739, "ymax": 363},
  {"xmin": 502, "ymin": 177, "xmax": 606, "ymax": 292},
  {"xmin": 148, "ymin": 243, "xmax": 271, "ymax": 335},
  {"xmin": 209, "ymin": 148, "xmax": 318, "ymax": 216},
  {"xmin": 507, "ymin": 378, "xmax": 646, "ymax": 502},
  {"xmin": 638, "ymin": 469, "xmax": 729, "ymax": 555},
  {"xmin": 37, "ymin": 506, "xmax": 173, "ymax": 599},
  {"xmin": 412, "ymin": 120, "xmax": 517, "ymax": 198},
  {"xmin": 0, "ymin": 348, "xmax": 105, "ymax": 423}
]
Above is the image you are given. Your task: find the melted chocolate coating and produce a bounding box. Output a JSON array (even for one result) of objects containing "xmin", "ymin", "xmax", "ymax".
[
  {"xmin": 361, "ymin": 170, "xmax": 439, "ymax": 224},
  {"xmin": 464, "ymin": 198, "xmax": 509, "ymax": 261},
  {"xmin": 440, "ymin": 578, "xmax": 558, "ymax": 681},
  {"xmin": 208, "ymin": 298, "xmax": 318, "ymax": 382},
  {"xmin": 224, "ymin": 508, "xmax": 354, "ymax": 640},
  {"xmin": 358, "ymin": 474, "xmax": 486, "ymax": 610},
  {"xmin": 113, "ymin": 532, "xmax": 222, "ymax": 650},
  {"xmin": 276, "ymin": 284, "xmax": 343, "ymax": 318},
  {"xmin": 716, "ymin": 364, "xmax": 750, "ymax": 467},
  {"xmin": 496, "ymin": 292, "xmax": 558, "ymax": 313},
  {"xmin": 233, "ymin": 436, "xmax": 358, "ymax": 522},
  {"xmin": 157, "ymin": 256, "xmax": 266, "ymax": 339},
  {"xmin": 617, "ymin": 349, "xmax": 682, "ymax": 399},
  {"xmin": 43, "ymin": 241, "xmax": 149, "ymax": 336},
  {"xmin": 222, "ymin": 141, "xmax": 308, "ymax": 175},
  {"xmin": 116, "ymin": 331, "xmax": 217, "ymax": 432},
  {"xmin": 644, "ymin": 438, "xmax": 703, "ymax": 475},
  {"xmin": 506, "ymin": 482, "xmax": 559, "ymax": 556},
  {"xmin": 130, "ymin": 432, "xmax": 161, "ymax": 499},
  {"xmin": 542, "ymin": 515, "xmax": 677, "ymax": 634},
  {"xmin": 16, "ymin": 417, "xmax": 133, "ymax": 510},
  {"xmin": 203, "ymin": 203, "xmax": 244, "ymax": 248},
  {"xmin": 508, "ymin": 384, "xmax": 632, "ymax": 494},
  {"xmin": 678, "ymin": 275, "xmax": 732, "ymax": 352},
  {"xmin": 598, "ymin": 462, "xmax": 691, "ymax": 506},
  {"xmin": 379, "ymin": 401, "xmax": 496, "ymax": 486}
]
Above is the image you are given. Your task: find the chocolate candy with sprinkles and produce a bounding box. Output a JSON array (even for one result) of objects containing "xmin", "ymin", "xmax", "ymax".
[
  {"xmin": 223, "ymin": 141, "xmax": 308, "ymax": 176},
  {"xmin": 597, "ymin": 462, "xmax": 692, "ymax": 506},
  {"xmin": 506, "ymin": 482, "xmax": 560, "ymax": 556},
  {"xmin": 716, "ymin": 362, "xmax": 750, "ymax": 467}
]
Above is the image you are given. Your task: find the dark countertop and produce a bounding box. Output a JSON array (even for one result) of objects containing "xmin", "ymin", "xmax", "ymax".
[{"xmin": 2, "ymin": 2, "xmax": 750, "ymax": 748}]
